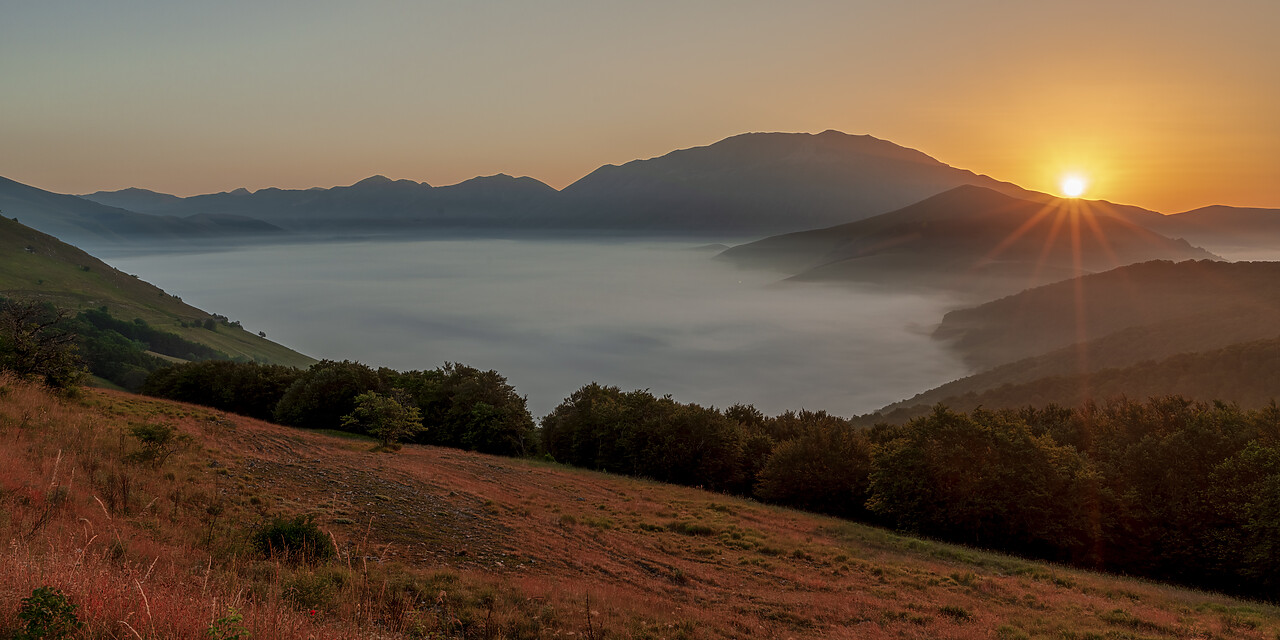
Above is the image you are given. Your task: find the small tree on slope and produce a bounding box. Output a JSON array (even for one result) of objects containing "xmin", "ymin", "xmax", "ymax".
[{"xmin": 341, "ymin": 391, "xmax": 425, "ymax": 450}]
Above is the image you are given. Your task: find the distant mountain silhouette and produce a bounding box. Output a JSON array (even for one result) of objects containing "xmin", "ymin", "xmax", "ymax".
[
  {"xmin": 81, "ymin": 186, "xmax": 183, "ymax": 213},
  {"xmin": 717, "ymin": 186, "xmax": 1217, "ymax": 297},
  {"xmin": 23, "ymin": 130, "xmax": 1277, "ymax": 244},
  {"xmin": 551, "ymin": 130, "xmax": 1042, "ymax": 234},
  {"xmin": 1145, "ymin": 205, "xmax": 1280, "ymax": 250},
  {"xmin": 0, "ymin": 176, "xmax": 283, "ymax": 248},
  {"xmin": 72, "ymin": 131, "xmax": 1067, "ymax": 236},
  {"xmin": 85, "ymin": 173, "xmax": 560, "ymax": 230}
]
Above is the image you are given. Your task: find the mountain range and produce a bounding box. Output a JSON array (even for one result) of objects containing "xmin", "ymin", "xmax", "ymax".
[
  {"xmin": 3, "ymin": 128, "xmax": 1278, "ymax": 264},
  {"xmin": 72, "ymin": 131, "xmax": 1029, "ymax": 236}
]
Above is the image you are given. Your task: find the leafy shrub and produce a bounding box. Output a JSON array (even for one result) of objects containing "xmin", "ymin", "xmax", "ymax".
[
  {"xmin": 251, "ymin": 515, "xmax": 335, "ymax": 563},
  {"xmin": 127, "ymin": 421, "xmax": 188, "ymax": 466},
  {"xmin": 17, "ymin": 586, "xmax": 81, "ymax": 639},
  {"xmin": 666, "ymin": 520, "xmax": 717, "ymax": 536},
  {"xmin": 207, "ymin": 606, "xmax": 250, "ymax": 640},
  {"xmin": 282, "ymin": 568, "xmax": 348, "ymax": 610}
]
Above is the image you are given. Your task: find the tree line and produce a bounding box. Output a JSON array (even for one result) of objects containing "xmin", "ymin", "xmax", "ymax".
[
  {"xmin": 141, "ymin": 361, "xmax": 1280, "ymax": 597},
  {"xmin": 142, "ymin": 359, "xmax": 537, "ymax": 457},
  {"xmin": 541, "ymin": 390, "xmax": 1280, "ymax": 598}
]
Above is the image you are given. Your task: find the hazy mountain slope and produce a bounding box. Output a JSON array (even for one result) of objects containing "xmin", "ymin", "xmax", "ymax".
[
  {"xmin": 934, "ymin": 260, "xmax": 1280, "ymax": 371},
  {"xmin": 876, "ymin": 334, "xmax": 1280, "ymax": 423},
  {"xmin": 80, "ymin": 186, "xmax": 184, "ymax": 213},
  {"xmin": 881, "ymin": 306, "xmax": 1280, "ymax": 416},
  {"xmin": 10, "ymin": 379, "xmax": 1278, "ymax": 638},
  {"xmin": 1147, "ymin": 205, "xmax": 1280, "ymax": 251},
  {"xmin": 0, "ymin": 176, "xmax": 284, "ymax": 248},
  {"xmin": 719, "ymin": 186, "xmax": 1215, "ymax": 297},
  {"xmin": 0, "ymin": 216, "xmax": 313, "ymax": 367}
]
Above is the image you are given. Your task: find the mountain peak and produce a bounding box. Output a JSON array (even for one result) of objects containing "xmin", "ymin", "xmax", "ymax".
[{"xmin": 353, "ymin": 175, "xmax": 393, "ymax": 186}]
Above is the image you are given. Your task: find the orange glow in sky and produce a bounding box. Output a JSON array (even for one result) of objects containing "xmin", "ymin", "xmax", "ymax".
[{"xmin": 1, "ymin": 1, "xmax": 1277, "ymax": 213}]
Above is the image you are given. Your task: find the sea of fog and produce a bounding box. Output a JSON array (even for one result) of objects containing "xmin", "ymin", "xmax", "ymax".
[{"xmin": 108, "ymin": 238, "xmax": 970, "ymax": 418}]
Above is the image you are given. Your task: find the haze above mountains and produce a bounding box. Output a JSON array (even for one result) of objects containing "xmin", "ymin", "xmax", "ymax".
[{"xmin": 2, "ymin": 130, "xmax": 1276, "ymax": 258}]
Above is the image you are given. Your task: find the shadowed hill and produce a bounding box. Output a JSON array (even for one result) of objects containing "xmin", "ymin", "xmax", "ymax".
[
  {"xmin": 0, "ymin": 216, "xmax": 313, "ymax": 367},
  {"xmin": 934, "ymin": 259, "xmax": 1280, "ymax": 372},
  {"xmin": 719, "ymin": 186, "xmax": 1216, "ymax": 298}
]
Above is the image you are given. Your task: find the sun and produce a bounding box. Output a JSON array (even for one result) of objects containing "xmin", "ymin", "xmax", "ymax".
[{"xmin": 1060, "ymin": 174, "xmax": 1088, "ymax": 198}]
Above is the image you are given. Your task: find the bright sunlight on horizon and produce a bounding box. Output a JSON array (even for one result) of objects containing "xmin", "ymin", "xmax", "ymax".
[{"xmin": 1061, "ymin": 174, "xmax": 1089, "ymax": 198}]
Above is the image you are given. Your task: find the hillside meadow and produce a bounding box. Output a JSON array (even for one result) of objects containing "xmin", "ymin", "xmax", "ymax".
[
  {"xmin": 0, "ymin": 217, "xmax": 313, "ymax": 369},
  {"xmin": 3, "ymin": 377, "xmax": 1280, "ymax": 639}
]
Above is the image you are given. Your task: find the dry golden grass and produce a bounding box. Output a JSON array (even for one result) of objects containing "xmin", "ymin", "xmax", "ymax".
[{"xmin": 2, "ymin": 376, "xmax": 1279, "ymax": 639}]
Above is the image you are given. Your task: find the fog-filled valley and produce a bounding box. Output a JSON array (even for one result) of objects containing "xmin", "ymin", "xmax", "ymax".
[{"xmin": 107, "ymin": 238, "xmax": 969, "ymax": 418}]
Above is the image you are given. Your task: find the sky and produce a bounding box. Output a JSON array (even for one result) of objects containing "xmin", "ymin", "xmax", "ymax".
[{"xmin": 2, "ymin": 0, "xmax": 1278, "ymax": 213}]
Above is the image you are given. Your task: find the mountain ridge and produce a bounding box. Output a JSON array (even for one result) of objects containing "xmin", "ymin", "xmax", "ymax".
[
  {"xmin": 68, "ymin": 130, "xmax": 1118, "ymax": 238},
  {"xmin": 18, "ymin": 129, "xmax": 1278, "ymax": 249}
]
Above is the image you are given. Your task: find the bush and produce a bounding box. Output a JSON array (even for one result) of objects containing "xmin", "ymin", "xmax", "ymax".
[
  {"xmin": 251, "ymin": 515, "xmax": 335, "ymax": 563},
  {"xmin": 127, "ymin": 421, "xmax": 188, "ymax": 467},
  {"xmin": 207, "ymin": 606, "xmax": 250, "ymax": 640},
  {"xmin": 17, "ymin": 586, "xmax": 82, "ymax": 639}
]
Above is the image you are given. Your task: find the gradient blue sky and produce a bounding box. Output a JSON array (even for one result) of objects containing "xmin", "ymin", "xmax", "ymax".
[{"xmin": 2, "ymin": 0, "xmax": 1277, "ymax": 212}]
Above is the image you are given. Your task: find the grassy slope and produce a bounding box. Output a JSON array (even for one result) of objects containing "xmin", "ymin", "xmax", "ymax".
[
  {"xmin": 0, "ymin": 216, "xmax": 314, "ymax": 368},
  {"xmin": 3, "ymin": 380, "xmax": 1278, "ymax": 639}
]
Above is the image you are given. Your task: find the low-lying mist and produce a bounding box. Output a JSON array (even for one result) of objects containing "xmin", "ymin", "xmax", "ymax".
[{"xmin": 110, "ymin": 239, "xmax": 970, "ymax": 418}]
